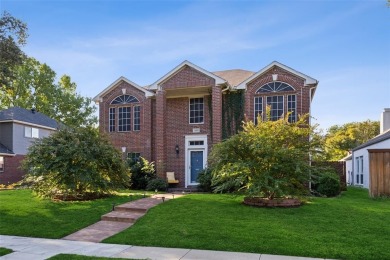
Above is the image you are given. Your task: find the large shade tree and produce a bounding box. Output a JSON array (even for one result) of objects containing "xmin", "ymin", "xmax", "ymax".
[
  {"xmin": 22, "ymin": 127, "xmax": 130, "ymax": 200},
  {"xmin": 209, "ymin": 113, "xmax": 320, "ymax": 200}
]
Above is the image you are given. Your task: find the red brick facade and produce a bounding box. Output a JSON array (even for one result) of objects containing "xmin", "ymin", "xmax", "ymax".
[
  {"xmin": 0, "ymin": 155, "xmax": 25, "ymax": 185},
  {"xmin": 95, "ymin": 61, "xmax": 317, "ymax": 188}
]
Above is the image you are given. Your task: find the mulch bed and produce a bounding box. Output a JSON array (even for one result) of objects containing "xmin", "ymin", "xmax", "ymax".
[{"xmin": 243, "ymin": 197, "xmax": 301, "ymax": 208}]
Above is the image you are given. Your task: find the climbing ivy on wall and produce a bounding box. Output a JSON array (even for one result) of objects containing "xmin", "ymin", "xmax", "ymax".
[{"xmin": 222, "ymin": 90, "xmax": 245, "ymax": 140}]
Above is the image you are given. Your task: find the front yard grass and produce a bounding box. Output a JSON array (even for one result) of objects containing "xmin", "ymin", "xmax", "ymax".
[
  {"xmin": 0, "ymin": 189, "xmax": 142, "ymax": 238},
  {"xmin": 104, "ymin": 187, "xmax": 390, "ymax": 260}
]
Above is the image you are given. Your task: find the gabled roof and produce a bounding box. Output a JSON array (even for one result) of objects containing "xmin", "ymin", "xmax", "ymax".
[
  {"xmin": 213, "ymin": 69, "xmax": 255, "ymax": 87},
  {"xmin": 0, "ymin": 142, "xmax": 14, "ymax": 156},
  {"xmin": 0, "ymin": 107, "xmax": 58, "ymax": 129},
  {"xmin": 149, "ymin": 60, "xmax": 226, "ymax": 90},
  {"xmin": 353, "ymin": 129, "xmax": 390, "ymax": 151},
  {"xmin": 93, "ymin": 76, "xmax": 155, "ymax": 102},
  {"xmin": 236, "ymin": 61, "xmax": 318, "ymax": 90}
]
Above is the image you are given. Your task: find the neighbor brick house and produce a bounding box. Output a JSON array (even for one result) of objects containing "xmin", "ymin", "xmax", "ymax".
[
  {"xmin": 93, "ymin": 60, "xmax": 318, "ymax": 188},
  {"xmin": 0, "ymin": 107, "xmax": 58, "ymax": 184}
]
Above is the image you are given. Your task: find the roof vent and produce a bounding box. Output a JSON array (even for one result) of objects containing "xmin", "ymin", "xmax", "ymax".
[{"xmin": 31, "ymin": 108, "xmax": 36, "ymax": 114}]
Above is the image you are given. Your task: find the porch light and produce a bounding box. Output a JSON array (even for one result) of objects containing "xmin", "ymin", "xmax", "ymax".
[
  {"xmin": 121, "ymin": 147, "xmax": 126, "ymax": 153},
  {"xmin": 272, "ymin": 74, "xmax": 278, "ymax": 81},
  {"xmin": 175, "ymin": 144, "xmax": 179, "ymax": 155}
]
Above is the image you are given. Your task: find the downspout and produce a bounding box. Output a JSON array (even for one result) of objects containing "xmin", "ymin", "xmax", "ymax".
[{"xmin": 308, "ymin": 84, "xmax": 317, "ymax": 191}]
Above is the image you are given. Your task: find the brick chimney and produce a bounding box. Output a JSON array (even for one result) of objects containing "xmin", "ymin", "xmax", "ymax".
[{"xmin": 380, "ymin": 108, "xmax": 390, "ymax": 133}]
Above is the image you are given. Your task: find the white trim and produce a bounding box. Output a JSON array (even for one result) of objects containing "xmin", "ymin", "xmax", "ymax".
[
  {"xmin": 0, "ymin": 153, "xmax": 15, "ymax": 157},
  {"xmin": 93, "ymin": 76, "xmax": 154, "ymax": 102},
  {"xmin": 149, "ymin": 60, "xmax": 226, "ymax": 90},
  {"xmin": 254, "ymin": 96, "xmax": 263, "ymax": 123},
  {"xmin": 236, "ymin": 61, "xmax": 318, "ymax": 90},
  {"xmin": 0, "ymin": 120, "xmax": 57, "ymax": 131},
  {"xmin": 185, "ymin": 135, "xmax": 208, "ymax": 187}
]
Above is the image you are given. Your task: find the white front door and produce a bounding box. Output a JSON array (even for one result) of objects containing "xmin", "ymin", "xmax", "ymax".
[{"xmin": 185, "ymin": 135, "xmax": 207, "ymax": 187}]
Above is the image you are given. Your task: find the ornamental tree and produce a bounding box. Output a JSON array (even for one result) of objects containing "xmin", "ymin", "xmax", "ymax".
[
  {"xmin": 22, "ymin": 127, "xmax": 130, "ymax": 200},
  {"xmin": 209, "ymin": 112, "xmax": 320, "ymax": 200}
]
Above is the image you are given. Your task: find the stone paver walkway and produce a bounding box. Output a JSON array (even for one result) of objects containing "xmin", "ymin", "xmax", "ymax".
[{"xmin": 63, "ymin": 194, "xmax": 184, "ymax": 243}]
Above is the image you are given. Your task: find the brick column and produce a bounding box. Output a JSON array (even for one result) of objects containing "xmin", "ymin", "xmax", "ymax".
[
  {"xmin": 155, "ymin": 89, "xmax": 167, "ymax": 178},
  {"xmin": 212, "ymin": 85, "xmax": 222, "ymax": 144}
]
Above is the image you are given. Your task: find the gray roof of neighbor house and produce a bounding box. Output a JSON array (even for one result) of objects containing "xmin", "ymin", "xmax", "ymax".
[
  {"xmin": 353, "ymin": 129, "xmax": 390, "ymax": 151},
  {"xmin": 0, "ymin": 142, "xmax": 14, "ymax": 155},
  {"xmin": 0, "ymin": 107, "xmax": 58, "ymax": 129},
  {"xmin": 213, "ymin": 69, "xmax": 255, "ymax": 87}
]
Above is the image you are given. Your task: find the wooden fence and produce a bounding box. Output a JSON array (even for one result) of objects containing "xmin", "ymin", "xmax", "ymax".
[{"xmin": 368, "ymin": 149, "xmax": 390, "ymax": 197}]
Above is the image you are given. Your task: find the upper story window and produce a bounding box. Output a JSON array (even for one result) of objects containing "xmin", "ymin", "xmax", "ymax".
[
  {"xmin": 25, "ymin": 126, "xmax": 39, "ymax": 138},
  {"xmin": 189, "ymin": 98, "xmax": 204, "ymax": 124},
  {"xmin": 118, "ymin": 107, "xmax": 131, "ymax": 132},
  {"xmin": 109, "ymin": 108, "xmax": 116, "ymax": 132},
  {"xmin": 111, "ymin": 95, "xmax": 139, "ymax": 105},
  {"xmin": 256, "ymin": 82, "xmax": 294, "ymax": 93},
  {"xmin": 255, "ymin": 82, "xmax": 296, "ymax": 123},
  {"xmin": 109, "ymin": 95, "xmax": 141, "ymax": 132}
]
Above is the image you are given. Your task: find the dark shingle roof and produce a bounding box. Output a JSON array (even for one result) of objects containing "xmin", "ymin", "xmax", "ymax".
[
  {"xmin": 353, "ymin": 129, "xmax": 390, "ymax": 151},
  {"xmin": 0, "ymin": 142, "xmax": 14, "ymax": 155},
  {"xmin": 0, "ymin": 107, "xmax": 58, "ymax": 129}
]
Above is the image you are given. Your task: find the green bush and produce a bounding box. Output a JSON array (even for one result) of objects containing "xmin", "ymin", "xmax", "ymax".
[
  {"xmin": 22, "ymin": 127, "xmax": 130, "ymax": 200},
  {"xmin": 197, "ymin": 168, "xmax": 213, "ymax": 192},
  {"xmin": 128, "ymin": 157, "xmax": 156, "ymax": 190},
  {"xmin": 146, "ymin": 178, "xmax": 168, "ymax": 191},
  {"xmin": 316, "ymin": 172, "xmax": 341, "ymax": 197}
]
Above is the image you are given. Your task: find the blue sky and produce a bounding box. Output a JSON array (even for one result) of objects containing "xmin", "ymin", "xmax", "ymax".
[{"xmin": 1, "ymin": 0, "xmax": 389, "ymax": 131}]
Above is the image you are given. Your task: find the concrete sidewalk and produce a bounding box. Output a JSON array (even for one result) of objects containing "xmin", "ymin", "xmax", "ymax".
[{"xmin": 0, "ymin": 235, "xmax": 335, "ymax": 260}]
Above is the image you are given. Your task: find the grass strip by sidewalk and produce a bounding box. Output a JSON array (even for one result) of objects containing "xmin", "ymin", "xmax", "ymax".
[
  {"xmin": 104, "ymin": 188, "xmax": 390, "ymax": 260},
  {"xmin": 0, "ymin": 189, "xmax": 142, "ymax": 238},
  {"xmin": 48, "ymin": 253, "xmax": 142, "ymax": 260},
  {"xmin": 0, "ymin": 247, "xmax": 13, "ymax": 256}
]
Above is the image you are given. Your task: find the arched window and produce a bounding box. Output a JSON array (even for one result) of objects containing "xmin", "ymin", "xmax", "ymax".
[
  {"xmin": 109, "ymin": 95, "xmax": 141, "ymax": 132},
  {"xmin": 110, "ymin": 95, "xmax": 139, "ymax": 104},
  {"xmin": 254, "ymin": 82, "xmax": 296, "ymax": 123},
  {"xmin": 256, "ymin": 82, "xmax": 294, "ymax": 93}
]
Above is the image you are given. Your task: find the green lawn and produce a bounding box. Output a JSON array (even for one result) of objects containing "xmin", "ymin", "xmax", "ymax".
[
  {"xmin": 0, "ymin": 247, "xmax": 13, "ymax": 256},
  {"xmin": 48, "ymin": 254, "xmax": 141, "ymax": 260},
  {"xmin": 0, "ymin": 189, "xmax": 142, "ymax": 238},
  {"xmin": 104, "ymin": 188, "xmax": 390, "ymax": 260}
]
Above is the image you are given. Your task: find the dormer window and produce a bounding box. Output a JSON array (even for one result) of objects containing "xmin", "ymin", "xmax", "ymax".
[{"xmin": 24, "ymin": 126, "xmax": 39, "ymax": 138}]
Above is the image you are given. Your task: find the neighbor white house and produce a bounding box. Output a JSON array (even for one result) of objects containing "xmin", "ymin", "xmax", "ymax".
[{"xmin": 350, "ymin": 108, "xmax": 390, "ymax": 189}]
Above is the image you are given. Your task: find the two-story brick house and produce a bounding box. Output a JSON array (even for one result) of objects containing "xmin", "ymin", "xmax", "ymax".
[
  {"xmin": 93, "ymin": 60, "xmax": 318, "ymax": 188},
  {"xmin": 0, "ymin": 107, "xmax": 58, "ymax": 184}
]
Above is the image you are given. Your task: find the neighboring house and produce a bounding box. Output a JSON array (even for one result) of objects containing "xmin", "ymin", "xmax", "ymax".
[
  {"xmin": 0, "ymin": 107, "xmax": 58, "ymax": 184},
  {"xmin": 93, "ymin": 60, "xmax": 318, "ymax": 188},
  {"xmin": 340, "ymin": 153, "xmax": 352, "ymax": 185},
  {"xmin": 351, "ymin": 108, "xmax": 390, "ymax": 189}
]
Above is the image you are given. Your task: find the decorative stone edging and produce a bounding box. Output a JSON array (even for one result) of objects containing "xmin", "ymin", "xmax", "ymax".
[{"xmin": 243, "ymin": 197, "xmax": 301, "ymax": 208}]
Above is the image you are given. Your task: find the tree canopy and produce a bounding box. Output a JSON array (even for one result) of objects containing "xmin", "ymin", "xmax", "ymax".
[
  {"xmin": 0, "ymin": 11, "xmax": 28, "ymax": 87},
  {"xmin": 0, "ymin": 12, "xmax": 96, "ymax": 127},
  {"xmin": 319, "ymin": 120, "xmax": 380, "ymax": 161}
]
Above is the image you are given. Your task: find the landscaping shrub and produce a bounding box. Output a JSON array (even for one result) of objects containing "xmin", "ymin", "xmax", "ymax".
[
  {"xmin": 197, "ymin": 168, "xmax": 213, "ymax": 192},
  {"xmin": 209, "ymin": 111, "xmax": 321, "ymax": 199},
  {"xmin": 22, "ymin": 127, "xmax": 130, "ymax": 200},
  {"xmin": 146, "ymin": 178, "xmax": 168, "ymax": 191},
  {"xmin": 128, "ymin": 157, "xmax": 156, "ymax": 190},
  {"xmin": 316, "ymin": 172, "xmax": 341, "ymax": 197}
]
